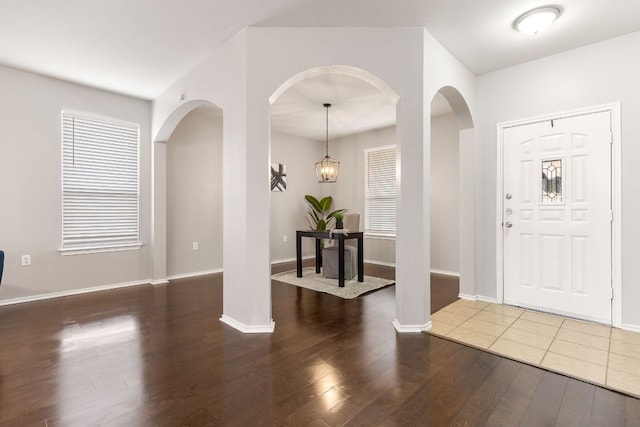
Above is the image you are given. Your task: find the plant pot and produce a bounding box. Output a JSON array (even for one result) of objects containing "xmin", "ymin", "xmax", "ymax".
[{"xmin": 336, "ymin": 219, "xmax": 343, "ymax": 229}]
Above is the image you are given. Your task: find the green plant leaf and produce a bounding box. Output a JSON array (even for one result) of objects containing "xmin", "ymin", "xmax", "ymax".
[
  {"xmin": 327, "ymin": 209, "xmax": 347, "ymax": 220},
  {"xmin": 309, "ymin": 210, "xmax": 320, "ymax": 223},
  {"xmin": 304, "ymin": 195, "xmax": 323, "ymax": 213},
  {"xmin": 319, "ymin": 196, "xmax": 333, "ymax": 212}
]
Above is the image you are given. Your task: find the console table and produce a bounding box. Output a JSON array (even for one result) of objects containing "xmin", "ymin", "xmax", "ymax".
[{"xmin": 296, "ymin": 230, "xmax": 364, "ymax": 287}]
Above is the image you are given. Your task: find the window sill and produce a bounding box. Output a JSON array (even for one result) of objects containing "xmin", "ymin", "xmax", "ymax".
[
  {"xmin": 364, "ymin": 233, "xmax": 396, "ymax": 241},
  {"xmin": 59, "ymin": 243, "xmax": 143, "ymax": 256}
]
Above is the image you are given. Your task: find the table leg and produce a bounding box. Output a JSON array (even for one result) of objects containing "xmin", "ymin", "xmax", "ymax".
[
  {"xmin": 315, "ymin": 238, "xmax": 322, "ymax": 274},
  {"xmin": 357, "ymin": 236, "xmax": 364, "ymax": 282},
  {"xmin": 296, "ymin": 231, "xmax": 302, "ymax": 277},
  {"xmin": 339, "ymin": 239, "xmax": 345, "ymax": 287}
]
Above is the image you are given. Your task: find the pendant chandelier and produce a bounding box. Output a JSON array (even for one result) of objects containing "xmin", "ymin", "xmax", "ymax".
[{"xmin": 315, "ymin": 103, "xmax": 340, "ymax": 183}]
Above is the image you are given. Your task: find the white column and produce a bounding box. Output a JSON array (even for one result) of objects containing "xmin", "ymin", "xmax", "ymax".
[
  {"xmin": 151, "ymin": 141, "xmax": 168, "ymax": 285},
  {"xmin": 219, "ymin": 100, "xmax": 274, "ymax": 333},
  {"xmin": 458, "ymin": 128, "xmax": 476, "ymax": 299},
  {"xmin": 393, "ymin": 97, "xmax": 431, "ymax": 333}
]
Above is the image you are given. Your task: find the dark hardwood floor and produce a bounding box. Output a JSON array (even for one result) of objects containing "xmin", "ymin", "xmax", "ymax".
[{"xmin": 0, "ymin": 262, "xmax": 638, "ymax": 426}]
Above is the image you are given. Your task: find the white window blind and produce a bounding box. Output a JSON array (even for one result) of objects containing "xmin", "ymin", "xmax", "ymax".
[
  {"xmin": 61, "ymin": 112, "xmax": 140, "ymax": 252},
  {"xmin": 364, "ymin": 145, "xmax": 396, "ymax": 236}
]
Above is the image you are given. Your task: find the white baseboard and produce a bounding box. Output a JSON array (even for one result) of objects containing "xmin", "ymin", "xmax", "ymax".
[
  {"xmin": 458, "ymin": 294, "xmax": 498, "ymax": 304},
  {"xmin": 150, "ymin": 279, "xmax": 170, "ymax": 285},
  {"xmin": 622, "ymin": 323, "xmax": 640, "ymax": 333},
  {"xmin": 219, "ymin": 314, "xmax": 275, "ymax": 333},
  {"xmin": 392, "ymin": 318, "xmax": 431, "ymax": 333},
  {"xmin": 431, "ymin": 269, "xmax": 460, "ymax": 277},
  {"xmin": 364, "ymin": 259, "xmax": 395, "ymax": 267},
  {"xmin": 166, "ymin": 268, "xmax": 223, "ymax": 281},
  {"xmin": 271, "ymin": 256, "xmax": 315, "ymax": 265},
  {"xmin": 0, "ymin": 279, "xmax": 151, "ymax": 307}
]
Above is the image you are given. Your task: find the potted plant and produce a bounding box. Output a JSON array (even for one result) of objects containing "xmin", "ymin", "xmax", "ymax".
[
  {"xmin": 304, "ymin": 195, "xmax": 346, "ymax": 232},
  {"xmin": 334, "ymin": 212, "xmax": 344, "ymax": 229}
]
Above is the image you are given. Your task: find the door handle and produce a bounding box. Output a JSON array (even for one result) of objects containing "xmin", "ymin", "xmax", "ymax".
[{"xmin": 504, "ymin": 221, "xmax": 513, "ymax": 228}]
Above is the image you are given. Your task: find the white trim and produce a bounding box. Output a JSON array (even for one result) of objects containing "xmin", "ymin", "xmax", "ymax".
[
  {"xmin": 59, "ymin": 244, "xmax": 142, "ymax": 256},
  {"xmin": 477, "ymin": 295, "xmax": 498, "ymax": 304},
  {"xmin": 496, "ymin": 103, "xmax": 622, "ymax": 327},
  {"xmin": 458, "ymin": 293, "xmax": 498, "ymax": 304},
  {"xmin": 219, "ymin": 315, "xmax": 275, "ymax": 334},
  {"xmin": 364, "ymin": 259, "xmax": 396, "ymax": 267},
  {"xmin": 62, "ymin": 109, "xmax": 140, "ymax": 128},
  {"xmin": 622, "ymin": 323, "xmax": 640, "ymax": 334},
  {"xmin": 364, "ymin": 233, "xmax": 396, "ymax": 240},
  {"xmin": 167, "ymin": 268, "xmax": 222, "ymax": 281},
  {"xmin": 431, "ymin": 269, "xmax": 460, "ymax": 277},
  {"xmin": 150, "ymin": 279, "xmax": 170, "ymax": 285},
  {"xmin": 0, "ymin": 279, "xmax": 150, "ymax": 307},
  {"xmin": 611, "ymin": 103, "xmax": 622, "ymax": 328},
  {"xmin": 271, "ymin": 256, "xmax": 315, "ymax": 265},
  {"xmin": 392, "ymin": 318, "xmax": 432, "ymax": 333}
]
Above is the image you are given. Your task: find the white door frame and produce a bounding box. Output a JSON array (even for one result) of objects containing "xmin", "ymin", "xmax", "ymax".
[{"xmin": 496, "ymin": 103, "xmax": 622, "ymax": 327}]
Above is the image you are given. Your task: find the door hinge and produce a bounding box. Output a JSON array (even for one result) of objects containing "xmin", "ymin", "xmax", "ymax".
[
  {"xmin": 610, "ymin": 210, "xmax": 614, "ymax": 222},
  {"xmin": 610, "ymin": 132, "xmax": 614, "ymax": 144},
  {"xmin": 611, "ymin": 287, "xmax": 614, "ymax": 301}
]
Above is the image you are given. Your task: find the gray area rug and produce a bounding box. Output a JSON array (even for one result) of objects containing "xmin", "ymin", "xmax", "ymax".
[{"xmin": 272, "ymin": 267, "xmax": 394, "ymax": 299}]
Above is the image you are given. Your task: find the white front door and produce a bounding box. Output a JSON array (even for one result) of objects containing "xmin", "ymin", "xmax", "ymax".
[{"xmin": 502, "ymin": 111, "xmax": 612, "ymax": 324}]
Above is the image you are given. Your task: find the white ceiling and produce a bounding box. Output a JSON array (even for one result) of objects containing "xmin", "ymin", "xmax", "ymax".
[
  {"xmin": 271, "ymin": 74, "xmax": 452, "ymax": 141},
  {"xmin": 2, "ymin": 0, "xmax": 640, "ymax": 138}
]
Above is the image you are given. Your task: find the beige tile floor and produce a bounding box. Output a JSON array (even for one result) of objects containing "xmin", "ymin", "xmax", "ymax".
[{"xmin": 429, "ymin": 299, "xmax": 640, "ymax": 398}]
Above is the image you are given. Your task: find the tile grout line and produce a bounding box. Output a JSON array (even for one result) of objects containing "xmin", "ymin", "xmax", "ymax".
[
  {"xmin": 464, "ymin": 301, "xmax": 522, "ymax": 351},
  {"xmin": 433, "ymin": 300, "xmax": 640, "ymax": 397},
  {"xmin": 485, "ymin": 303, "xmax": 524, "ymax": 351},
  {"xmin": 604, "ymin": 327, "xmax": 613, "ymax": 386},
  {"xmin": 542, "ymin": 317, "xmax": 566, "ymax": 367}
]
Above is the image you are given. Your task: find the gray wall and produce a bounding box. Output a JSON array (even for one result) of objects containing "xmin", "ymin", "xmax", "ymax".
[
  {"xmin": 475, "ymin": 30, "xmax": 640, "ymax": 328},
  {"xmin": 330, "ymin": 119, "xmax": 461, "ymax": 270},
  {"xmin": 430, "ymin": 113, "xmax": 460, "ymax": 274},
  {"xmin": 331, "ymin": 126, "xmax": 397, "ymax": 265},
  {"xmin": 166, "ymin": 106, "xmax": 223, "ymax": 277},
  {"xmin": 0, "ymin": 65, "xmax": 152, "ymax": 301},
  {"xmin": 269, "ymin": 130, "xmax": 324, "ymax": 262}
]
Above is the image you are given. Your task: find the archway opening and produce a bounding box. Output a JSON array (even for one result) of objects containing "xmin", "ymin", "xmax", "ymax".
[
  {"xmin": 430, "ymin": 86, "xmax": 475, "ymax": 304},
  {"xmin": 152, "ymin": 100, "xmax": 223, "ymax": 283},
  {"xmin": 268, "ymin": 65, "xmax": 399, "ymax": 315},
  {"xmin": 166, "ymin": 104, "xmax": 223, "ymax": 278}
]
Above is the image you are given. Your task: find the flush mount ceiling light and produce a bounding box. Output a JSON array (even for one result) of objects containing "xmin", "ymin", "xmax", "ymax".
[
  {"xmin": 315, "ymin": 103, "xmax": 340, "ymax": 183},
  {"xmin": 513, "ymin": 6, "xmax": 562, "ymax": 35}
]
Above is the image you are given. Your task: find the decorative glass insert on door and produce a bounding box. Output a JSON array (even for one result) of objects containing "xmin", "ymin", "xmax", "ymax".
[{"xmin": 541, "ymin": 159, "xmax": 562, "ymax": 203}]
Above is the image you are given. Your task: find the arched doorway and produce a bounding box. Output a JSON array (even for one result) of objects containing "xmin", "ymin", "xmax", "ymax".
[
  {"xmin": 166, "ymin": 105, "xmax": 223, "ymax": 278},
  {"xmin": 151, "ymin": 100, "xmax": 223, "ymax": 283},
  {"xmin": 430, "ymin": 86, "xmax": 475, "ymax": 301},
  {"xmin": 268, "ymin": 65, "xmax": 400, "ymax": 315}
]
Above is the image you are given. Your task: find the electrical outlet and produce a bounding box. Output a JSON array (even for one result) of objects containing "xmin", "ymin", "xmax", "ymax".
[
  {"xmin": 283, "ymin": 235, "xmax": 288, "ymax": 242},
  {"xmin": 193, "ymin": 242, "xmax": 199, "ymax": 251},
  {"xmin": 21, "ymin": 254, "xmax": 32, "ymax": 266}
]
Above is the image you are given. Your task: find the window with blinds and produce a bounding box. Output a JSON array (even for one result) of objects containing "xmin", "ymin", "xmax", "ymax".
[
  {"xmin": 364, "ymin": 145, "xmax": 396, "ymax": 237},
  {"xmin": 61, "ymin": 112, "xmax": 140, "ymax": 252}
]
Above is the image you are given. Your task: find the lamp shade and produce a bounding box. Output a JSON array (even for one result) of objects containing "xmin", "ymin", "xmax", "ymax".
[
  {"xmin": 316, "ymin": 155, "xmax": 340, "ymax": 183},
  {"xmin": 316, "ymin": 103, "xmax": 339, "ymax": 183},
  {"xmin": 513, "ymin": 6, "xmax": 562, "ymax": 35}
]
